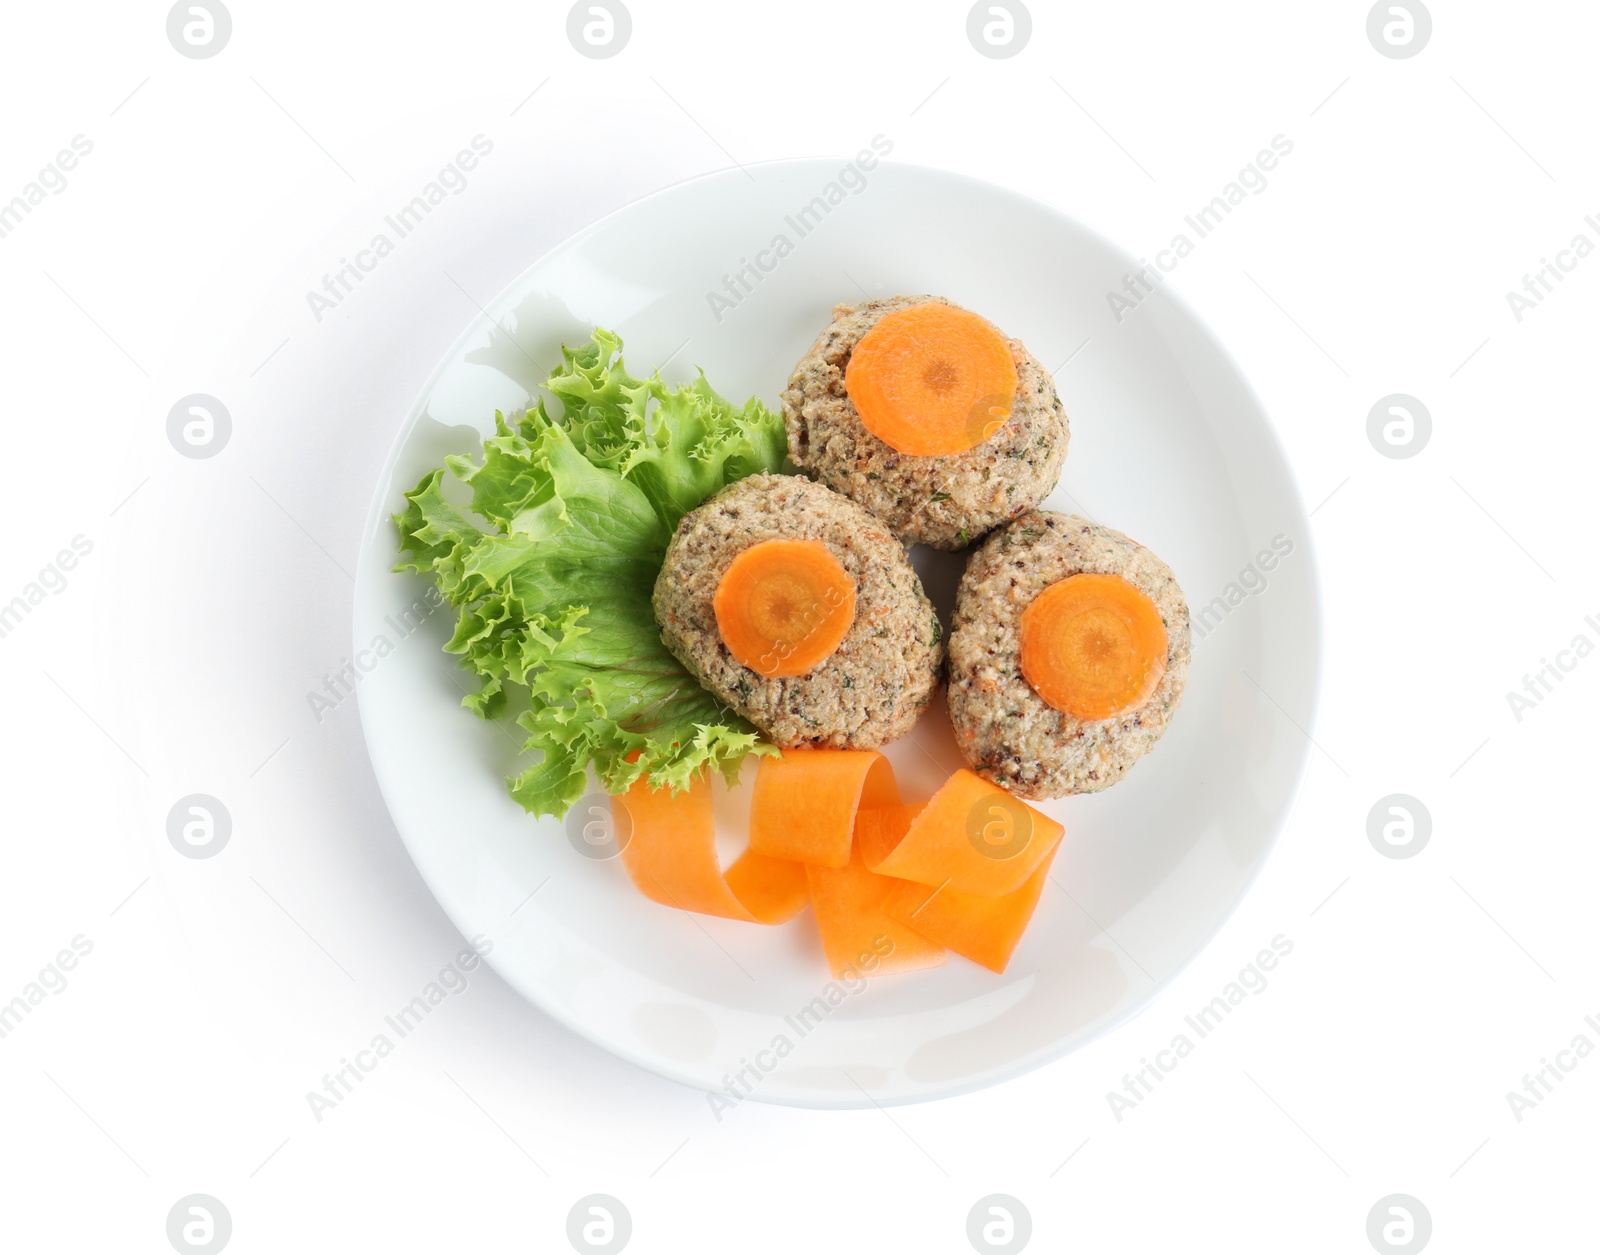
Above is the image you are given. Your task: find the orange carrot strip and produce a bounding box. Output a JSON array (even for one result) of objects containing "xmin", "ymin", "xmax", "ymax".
[
  {"xmin": 713, "ymin": 539, "xmax": 857, "ymax": 678},
  {"xmin": 723, "ymin": 850, "xmax": 809, "ymax": 924},
  {"xmin": 855, "ymin": 802, "xmax": 922, "ymax": 870},
  {"xmin": 844, "ymin": 302, "xmax": 1019, "ymax": 457},
  {"xmin": 613, "ymin": 770, "xmax": 807, "ymax": 924},
  {"xmin": 863, "ymin": 768, "xmax": 1063, "ymax": 897},
  {"xmin": 806, "ymin": 847, "xmax": 945, "ymax": 979},
  {"xmin": 882, "ymin": 842, "xmax": 1059, "ymax": 973},
  {"xmin": 1019, "ymin": 572, "xmax": 1168, "ymax": 720},
  {"xmin": 749, "ymin": 749, "xmax": 900, "ymax": 869}
]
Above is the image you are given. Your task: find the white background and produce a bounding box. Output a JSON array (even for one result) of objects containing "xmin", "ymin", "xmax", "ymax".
[{"xmin": 2, "ymin": 1, "xmax": 1596, "ymax": 1251}]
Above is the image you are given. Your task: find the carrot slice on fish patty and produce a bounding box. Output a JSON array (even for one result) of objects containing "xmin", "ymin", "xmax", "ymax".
[
  {"xmin": 713, "ymin": 539, "xmax": 856, "ymax": 678},
  {"xmin": 1019, "ymin": 572, "xmax": 1167, "ymax": 720},
  {"xmin": 844, "ymin": 302, "xmax": 1018, "ymax": 457}
]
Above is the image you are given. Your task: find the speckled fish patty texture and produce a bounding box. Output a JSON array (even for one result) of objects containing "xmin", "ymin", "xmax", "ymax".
[
  {"xmin": 947, "ymin": 511, "xmax": 1191, "ymax": 798},
  {"xmin": 653, "ymin": 473, "xmax": 944, "ymax": 750},
  {"xmin": 781, "ymin": 295, "xmax": 1069, "ymax": 551}
]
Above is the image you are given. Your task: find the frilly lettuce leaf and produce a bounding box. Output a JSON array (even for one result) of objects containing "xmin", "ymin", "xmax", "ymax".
[
  {"xmin": 394, "ymin": 329, "xmax": 787, "ymax": 818},
  {"xmin": 544, "ymin": 326, "xmax": 790, "ymax": 532}
]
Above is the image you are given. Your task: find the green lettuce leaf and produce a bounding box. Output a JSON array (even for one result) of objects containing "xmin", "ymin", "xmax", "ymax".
[
  {"xmin": 394, "ymin": 329, "xmax": 787, "ymax": 818},
  {"xmin": 542, "ymin": 327, "xmax": 791, "ymax": 533}
]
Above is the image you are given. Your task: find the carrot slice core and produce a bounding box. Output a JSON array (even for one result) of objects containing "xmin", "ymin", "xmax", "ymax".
[
  {"xmin": 713, "ymin": 539, "xmax": 856, "ymax": 678},
  {"xmin": 1019, "ymin": 572, "xmax": 1168, "ymax": 720},
  {"xmin": 844, "ymin": 302, "xmax": 1019, "ymax": 457}
]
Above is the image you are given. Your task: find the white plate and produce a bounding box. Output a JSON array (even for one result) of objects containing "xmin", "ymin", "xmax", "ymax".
[{"xmin": 354, "ymin": 159, "xmax": 1321, "ymax": 1107}]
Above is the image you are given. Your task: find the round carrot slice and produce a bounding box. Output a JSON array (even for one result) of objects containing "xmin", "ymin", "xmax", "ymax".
[
  {"xmin": 844, "ymin": 303, "xmax": 1019, "ymax": 457},
  {"xmin": 713, "ymin": 539, "xmax": 857, "ymax": 677},
  {"xmin": 1019, "ymin": 573, "xmax": 1168, "ymax": 720}
]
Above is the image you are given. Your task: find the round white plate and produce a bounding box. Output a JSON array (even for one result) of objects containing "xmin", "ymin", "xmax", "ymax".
[{"xmin": 354, "ymin": 159, "xmax": 1321, "ymax": 1107}]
